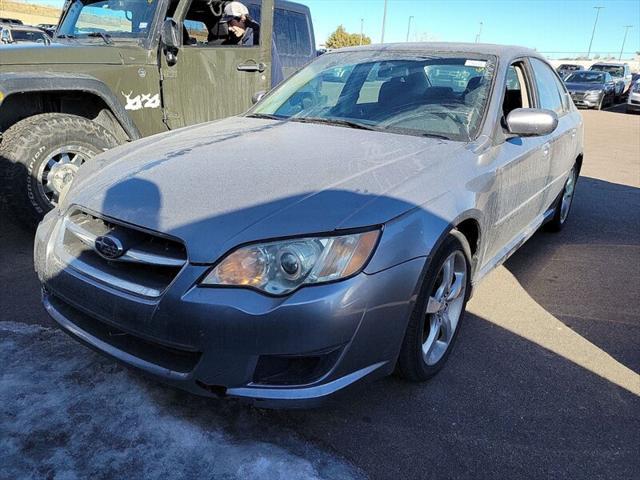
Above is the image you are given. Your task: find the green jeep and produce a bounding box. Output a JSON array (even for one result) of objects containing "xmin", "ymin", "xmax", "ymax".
[{"xmin": 0, "ymin": 0, "xmax": 315, "ymax": 226}]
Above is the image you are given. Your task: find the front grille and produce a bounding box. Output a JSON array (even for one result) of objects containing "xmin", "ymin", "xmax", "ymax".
[
  {"xmin": 571, "ymin": 92, "xmax": 585, "ymax": 101},
  {"xmin": 55, "ymin": 209, "xmax": 187, "ymax": 297}
]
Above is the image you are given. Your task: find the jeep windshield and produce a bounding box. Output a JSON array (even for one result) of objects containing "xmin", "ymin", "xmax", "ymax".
[
  {"xmin": 57, "ymin": 0, "xmax": 158, "ymax": 40},
  {"xmin": 248, "ymin": 50, "xmax": 496, "ymax": 141}
]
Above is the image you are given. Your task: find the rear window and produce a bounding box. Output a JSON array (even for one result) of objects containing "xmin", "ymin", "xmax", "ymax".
[{"xmin": 274, "ymin": 8, "xmax": 311, "ymax": 56}]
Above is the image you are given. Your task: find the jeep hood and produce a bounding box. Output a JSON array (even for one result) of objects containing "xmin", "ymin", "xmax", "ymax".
[
  {"xmin": 67, "ymin": 117, "xmax": 466, "ymax": 263},
  {"xmin": 0, "ymin": 43, "xmax": 123, "ymax": 65}
]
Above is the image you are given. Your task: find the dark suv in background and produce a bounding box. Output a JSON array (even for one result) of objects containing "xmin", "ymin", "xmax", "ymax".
[
  {"xmin": 589, "ymin": 62, "xmax": 633, "ymax": 100},
  {"xmin": 564, "ymin": 70, "xmax": 616, "ymax": 109}
]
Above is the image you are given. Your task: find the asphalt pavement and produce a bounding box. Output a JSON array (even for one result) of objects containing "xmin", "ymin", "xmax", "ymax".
[{"xmin": 1, "ymin": 105, "xmax": 638, "ymax": 480}]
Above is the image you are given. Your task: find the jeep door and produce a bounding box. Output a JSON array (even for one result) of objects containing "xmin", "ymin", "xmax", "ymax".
[{"xmin": 160, "ymin": 0, "xmax": 272, "ymax": 129}]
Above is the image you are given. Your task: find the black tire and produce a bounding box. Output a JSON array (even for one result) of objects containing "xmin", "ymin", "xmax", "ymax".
[
  {"xmin": 545, "ymin": 166, "xmax": 578, "ymax": 232},
  {"xmin": 396, "ymin": 233, "xmax": 472, "ymax": 382},
  {"xmin": 0, "ymin": 113, "xmax": 119, "ymax": 228}
]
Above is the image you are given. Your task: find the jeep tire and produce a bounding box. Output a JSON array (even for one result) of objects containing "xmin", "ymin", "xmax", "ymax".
[{"xmin": 0, "ymin": 113, "xmax": 119, "ymax": 228}]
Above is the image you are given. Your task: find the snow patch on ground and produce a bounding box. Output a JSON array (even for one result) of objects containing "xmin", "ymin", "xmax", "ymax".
[{"xmin": 0, "ymin": 321, "xmax": 363, "ymax": 480}]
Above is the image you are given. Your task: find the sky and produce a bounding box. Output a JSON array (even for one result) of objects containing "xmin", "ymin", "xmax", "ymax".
[
  {"xmin": 18, "ymin": 0, "xmax": 640, "ymax": 58},
  {"xmin": 303, "ymin": 0, "xmax": 640, "ymax": 58}
]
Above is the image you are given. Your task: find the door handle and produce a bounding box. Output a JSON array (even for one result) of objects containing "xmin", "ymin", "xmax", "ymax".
[
  {"xmin": 542, "ymin": 143, "xmax": 551, "ymax": 157},
  {"xmin": 237, "ymin": 62, "xmax": 266, "ymax": 73},
  {"xmin": 570, "ymin": 129, "xmax": 576, "ymax": 138}
]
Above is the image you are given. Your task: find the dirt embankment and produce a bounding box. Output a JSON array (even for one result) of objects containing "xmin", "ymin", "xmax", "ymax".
[{"xmin": 0, "ymin": 1, "xmax": 61, "ymax": 26}]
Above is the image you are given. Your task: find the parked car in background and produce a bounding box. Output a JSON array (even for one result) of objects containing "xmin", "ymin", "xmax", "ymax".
[
  {"xmin": 589, "ymin": 62, "xmax": 632, "ymax": 100},
  {"xmin": 37, "ymin": 23, "xmax": 57, "ymax": 36},
  {"xmin": 35, "ymin": 43, "xmax": 584, "ymax": 407},
  {"xmin": 556, "ymin": 63, "xmax": 581, "ymax": 79},
  {"xmin": 564, "ymin": 70, "xmax": 616, "ymax": 109},
  {"xmin": 627, "ymin": 79, "xmax": 640, "ymax": 113},
  {"xmin": 0, "ymin": 0, "xmax": 315, "ymax": 228},
  {"xmin": 0, "ymin": 24, "xmax": 51, "ymax": 45},
  {"xmin": 0, "ymin": 17, "xmax": 23, "ymax": 25}
]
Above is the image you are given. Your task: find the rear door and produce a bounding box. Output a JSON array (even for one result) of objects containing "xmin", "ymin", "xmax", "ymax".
[
  {"xmin": 160, "ymin": 0, "xmax": 272, "ymax": 129},
  {"xmin": 529, "ymin": 57, "xmax": 577, "ymax": 211}
]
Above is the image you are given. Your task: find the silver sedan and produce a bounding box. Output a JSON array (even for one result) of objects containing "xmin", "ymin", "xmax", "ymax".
[{"xmin": 35, "ymin": 43, "xmax": 584, "ymax": 407}]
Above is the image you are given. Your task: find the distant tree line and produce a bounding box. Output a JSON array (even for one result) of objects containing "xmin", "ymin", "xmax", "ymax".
[{"xmin": 325, "ymin": 25, "xmax": 371, "ymax": 49}]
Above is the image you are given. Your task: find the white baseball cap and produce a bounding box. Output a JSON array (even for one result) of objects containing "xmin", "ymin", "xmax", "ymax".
[{"xmin": 222, "ymin": 2, "xmax": 249, "ymax": 20}]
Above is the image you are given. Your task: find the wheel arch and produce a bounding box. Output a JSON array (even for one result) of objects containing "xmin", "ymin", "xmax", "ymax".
[{"xmin": 0, "ymin": 72, "xmax": 141, "ymax": 143}]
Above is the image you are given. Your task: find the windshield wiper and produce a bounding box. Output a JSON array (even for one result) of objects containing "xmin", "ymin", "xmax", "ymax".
[
  {"xmin": 56, "ymin": 33, "xmax": 77, "ymax": 40},
  {"xmin": 246, "ymin": 113, "xmax": 286, "ymax": 120},
  {"xmin": 289, "ymin": 117, "xmax": 379, "ymax": 131},
  {"xmin": 87, "ymin": 32, "xmax": 112, "ymax": 44}
]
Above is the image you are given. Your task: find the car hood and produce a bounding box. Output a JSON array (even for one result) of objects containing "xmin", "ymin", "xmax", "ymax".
[
  {"xmin": 0, "ymin": 43, "xmax": 123, "ymax": 65},
  {"xmin": 565, "ymin": 82, "xmax": 604, "ymax": 92},
  {"xmin": 68, "ymin": 117, "xmax": 466, "ymax": 263}
]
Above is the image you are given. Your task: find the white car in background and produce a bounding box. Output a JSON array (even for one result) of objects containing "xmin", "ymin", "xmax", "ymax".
[{"xmin": 627, "ymin": 80, "xmax": 640, "ymax": 113}]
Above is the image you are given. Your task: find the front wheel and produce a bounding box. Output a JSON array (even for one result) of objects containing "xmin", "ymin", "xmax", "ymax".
[
  {"xmin": 396, "ymin": 234, "xmax": 471, "ymax": 381},
  {"xmin": 0, "ymin": 113, "xmax": 119, "ymax": 228}
]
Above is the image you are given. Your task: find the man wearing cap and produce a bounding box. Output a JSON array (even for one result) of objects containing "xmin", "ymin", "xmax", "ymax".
[
  {"xmin": 222, "ymin": 1, "xmax": 258, "ymax": 46},
  {"xmin": 221, "ymin": 1, "xmax": 284, "ymax": 87}
]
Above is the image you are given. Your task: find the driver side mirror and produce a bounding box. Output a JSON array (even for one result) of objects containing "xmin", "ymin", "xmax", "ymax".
[
  {"xmin": 252, "ymin": 90, "xmax": 266, "ymax": 104},
  {"xmin": 161, "ymin": 19, "xmax": 180, "ymax": 65},
  {"xmin": 506, "ymin": 108, "xmax": 558, "ymax": 137}
]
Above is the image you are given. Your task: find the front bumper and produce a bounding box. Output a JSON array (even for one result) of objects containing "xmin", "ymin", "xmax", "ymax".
[
  {"xmin": 35, "ymin": 211, "xmax": 424, "ymax": 407},
  {"xmin": 570, "ymin": 92, "xmax": 603, "ymax": 108},
  {"xmin": 627, "ymin": 93, "xmax": 640, "ymax": 112}
]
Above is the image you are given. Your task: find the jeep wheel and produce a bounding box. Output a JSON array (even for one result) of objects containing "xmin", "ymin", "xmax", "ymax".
[{"xmin": 0, "ymin": 113, "xmax": 119, "ymax": 228}]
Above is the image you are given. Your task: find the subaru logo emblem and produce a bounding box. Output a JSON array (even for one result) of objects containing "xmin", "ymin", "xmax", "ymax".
[{"xmin": 94, "ymin": 235, "xmax": 124, "ymax": 260}]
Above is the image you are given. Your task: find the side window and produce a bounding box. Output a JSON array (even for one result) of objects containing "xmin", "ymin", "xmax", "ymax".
[
  {"xmin": 529, "ymin": 57, "xmax": 564, "ymax": 114},
  {"xmin": 179, "ymin": 0, "xmax": 261, "ymax": 47},
  {"xmin": 274, "ymin": 9, "xmax": 311, "ymax": 56},
  {"xmin": 502, "ymin": 63, "xmax": 530, "ymax": 119}
]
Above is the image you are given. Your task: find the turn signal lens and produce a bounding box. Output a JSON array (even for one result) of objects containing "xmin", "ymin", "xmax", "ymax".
[{"xmin": 201, "ymin": 229, "xmax": 380, "ymax": 295}]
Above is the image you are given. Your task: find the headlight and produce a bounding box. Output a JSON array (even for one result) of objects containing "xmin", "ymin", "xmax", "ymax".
[
  {"xmin": 584, "ymin": 90, "xmax": 602, "ymax": 97},
  {"xmin": 201, "ymin": 230, "xmax": 380, "ymax": 295},
  {"xmin": 633, "ymin": 82, "xmax": 640, "ymax": 93}
]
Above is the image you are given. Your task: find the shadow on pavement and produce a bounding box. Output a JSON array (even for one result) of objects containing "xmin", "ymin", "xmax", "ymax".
[{"xmin": 505, "ymin": 176, "xmax": 640, "ymax": 373}]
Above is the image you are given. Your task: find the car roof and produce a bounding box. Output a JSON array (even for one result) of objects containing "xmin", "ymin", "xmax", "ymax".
[
  {"xmin": 591, "ymin": 62, "xmax": 628, "ymax": 66},
  {"xmin": 8, "ymin": 25, "xmax": 45, "ymax": 31},
  {"xmin": 334, "ymin": 42, "xmax": 544, "ymax": 60}
]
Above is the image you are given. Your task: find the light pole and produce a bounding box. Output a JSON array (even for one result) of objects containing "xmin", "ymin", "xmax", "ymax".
[
  {"xmin": 475, "ymin": 21, "xmax": 483, "ymax": 43},
  {"xmin": 406, "ymin": 15, "xmax": 414, "ymax": 42},
  {"xmin": 587, "ymin": 6, "xmax": 604, "ymax": 59},
  {"xmin": 360, "ymin": 18, "xmax": 364, "ymax": 45},
  {"xmin": 619, "ymin": 25, "xmax": 633, "ymax": 60},
  {"xmin": 381, "ymin": 0, "xmax": 388, "ymax": 44}
]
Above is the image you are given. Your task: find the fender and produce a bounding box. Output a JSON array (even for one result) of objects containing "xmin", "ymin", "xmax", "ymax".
[{"xmin": 0, "ymin": 72, "xmax": 141, "ymax": 140}]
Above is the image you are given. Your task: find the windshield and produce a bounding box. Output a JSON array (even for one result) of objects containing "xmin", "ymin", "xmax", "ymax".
[
  {"xmin": 12, "ymin": 29, "xmax": 48, "ymax": 42},
  {"xmin": 566, "ymin": 71, "xmax": 605, "ymax": 83},
  {"xmin": 590, "ymin": 65, "xmax": 624, "ymax": 77},
  {"xmin": 249, "ymin": 51, "xmax": 496, "ymax": 141},
  {"xmin": 57, "ymin": 0, "xmax": 158, "ymax": 39}
]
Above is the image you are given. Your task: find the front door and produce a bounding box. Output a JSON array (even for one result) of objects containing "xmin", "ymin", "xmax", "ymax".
[
  {"xmin": 160, "ymin": 0, "xmax": 272, "ymax": 129},
  {"xmin": 482, "ymin": 61, "xmax": 552, "ymax": 263}
]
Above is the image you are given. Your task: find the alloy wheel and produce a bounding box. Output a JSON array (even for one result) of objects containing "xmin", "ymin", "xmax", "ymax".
[
  {"xmin": 560, "ymin": 169, "xmax": 576, "ymax": 223},
  {"xmin": 422, "ymin": 250, "xmax": 467, "ymax": 366}
]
